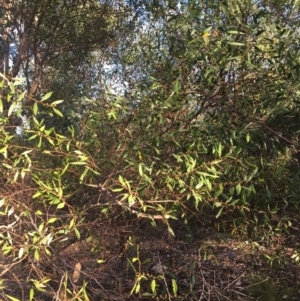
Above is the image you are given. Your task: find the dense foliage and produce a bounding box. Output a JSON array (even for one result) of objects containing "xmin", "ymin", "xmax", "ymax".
[{"xmin": 0, "ymin": 0, "xmax": 300, "ymax": 299}]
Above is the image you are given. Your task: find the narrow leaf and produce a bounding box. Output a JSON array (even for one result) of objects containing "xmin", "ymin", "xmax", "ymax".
[
  {"xmin": 216, "ymin": 207, "xmax": 223, "ymax": 218},
  {"xmin": 57, "ymin": 202, "xmax": 65, "ymax": 209},
  {"xmin": 41, "ymin": 92, "xmax": 53, "ymax": 101},
  {"xmin": 151, "ymin": 279, "xmax": 156, "ymax": 293},
  {"xmin": 18, "ymin": 247, "xmax": 24, "ymax": 259},
  {"xmin": 29, "ymin": 288, "xmax": 34, "ymax": 301},
  {"xmin": 0, "ymin": 145, "xmax": 8, "ymax": 154},
  {"xmin": 51, "ymin": 100, "xmax": 64, "ymax": 106},
  {"xmin": 34, "ymin": 248, "xmax": 40, "ymax": 261},
  {"xmin": 53, "ymin": 107, "xmax": 63, "ymax": 117},
  {"xmin": 138, "ymin": 163, "xmax": 143, "ymax": 177},
  {"xmin": 70, "ymin": 161, "xmax": 87, "ymax": 165},
  {"xmin": 7, "ymin": 103, "xmax": 16, "ymax": 117},
  {"xmin": 228, "ymin": 42, "xmax": 245, "ymax": 46},
  {"xmin": 74, "ymin": 228, "xmax": 80, "ymax": 239},
  {"xmin": 33, "ymin": 102, "xmax": 38, "ymax": 115},
  {"xmin": 236, "ymin": 183, "xmax": 242, "ymax": 195},
  {"xmin": 172, "ymin": 279, "xmax": 178, "ymax": 295},
  {"xmin": 33, "ymin": 191, "xmax": 42, "ymax": 198},
  {"xmin": 119, "ymin": 175, "xmax": 126, "ymax": 187},
  {"xmin": 6, "ymin": 295, "xmax": 20, "ymax": 301},
  {"xmin": 48, "ymin": 218, "xmax": 57, "ymax": 224}
]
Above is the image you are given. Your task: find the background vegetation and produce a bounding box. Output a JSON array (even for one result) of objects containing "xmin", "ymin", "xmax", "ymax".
[{"xmin": 0, "ymin": 0, "xmax": 300, "ymax": 300}]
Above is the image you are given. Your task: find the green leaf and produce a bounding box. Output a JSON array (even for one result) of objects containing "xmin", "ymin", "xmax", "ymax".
[
  {"xmin": 57, "ymin": 202, "xmax": 65, "ymax": 209},
  {"xmin": 18, "ymin": 247, "xmax": 24, "ymax": 259},
  {"xmin": 74, "ymin": 228, "xmax": 80, "ymax": 239},
  {"xmin": 66, "ymin": 140, "xmax": 71, "ymax": 151},
  {"xmin": 151, "ymin": 279, "xmax": 156, "ymax": 294},
  {"xmin": 172, "ymin": 279, "xmax": 178, "ymax": 295},
  {"xmin": 143, "ymin": 293, "xmax": 154, "ymax": 297},
  {"xmin": 33, "ymin": 102, "xmax": 38, "ymax": 115},
  {"xmin": 53, "ymin": 107, "xmax": 63, "ymax": 117},
  {"xmin": 33, "ymin": 116, "xmax": 39, "ymax": 126},
  {"xmin": 227, "ymin": 30, "xmax": 244, "ymax": 34},
  {"xmin": 128, "ymin": 194, "xmax": 135, "ymax": 206},
  {"xmin": 135, "ymin": 282, "xmax": 140, "ymax": 293},
  {"xmin": 203, "ymin": 26, "xmax": 212, "ymax": 33},
  {"xmin": 228, "ymin": 42, "xmax": 245, "ymax": 46},
  {"xmin": 191, "ymin": 274, "xmax": 195, "ymax": 288},
  {"xmin": 28, "ymin": 134, "xmax": 38, "ymax": 140},
  {"xmin": 41, "ymin": 92, "xmax": 53, "ymax": 101},
  {"xmin": 168, "ymin": 226, "xmax": 175, "ymax": 236},
  {"xmin": 0, "ymin": 145, "xmax": 8, "ymax": 154},
  {"xmin": 17, "ymin": 90, "xmax": 26, "ymax": 102},
  {"xmin": 3, "ymin": 246, "xmax": 12, "ymax": 255},
  {"xmin": 7, "ymin": 103, "xmax": 16, "ymax": 117},
  {"xmin": 37, "ymin": 137, "xmax": 42, "ymax": 148},
  {"xmin": 229, "ymin": 199, "xmax": 241, "ymax": 206},
  {"xmin": 47, "ymin": 137, "xmax": 55, "ymax": 145},
  {"xmin": 69, "ymin": 218, "xmax": 75, "ymax": 229},
  {"xmin": 119, "ymin": 175, "xmax": 126, "ymax": 187},
  {"xmin": 70, "ymin": 161, "xmax": 87, "ymax": 165},
  {"xmin": 214, "ymin": 201, "xmax": 222, "ymax": 208},
  {"xmin": 197, "ymin": 172, "xmax": 219, "ymax": 178},
  {"xmin": 21, "ymin": 150, "xmax": 33, "ymax": 156},
  {"xmin": 246, "ymin": 133, "xmax": 250, "ymax": 143},
  {"xmin": 2, "ymin": 163, "xmax": 12, "ymax": 169},
  {"xmin": 38, "ymin": 222, "xmax": 44, "ymax": 232},
  {"xmin": 138, "ymin": 163, "xmax": 143, "ymax": 177},
  {"xmin": 80, "ymin": 167, "xmax": 89, "ymax": 182},
  {"xmin": 32, "ymin": 191, "xmax": 42, "ymax": 199},
  {"xmin": 236, "ymin": 183, "xmax": 242, "ymax": 195},
  {"xmin": 130, "ymin": 283, "xmax": 137, "ymax": 295},
  {"xmin": 29, "ymin": 288, "xmax": 34, "ymax": 301},
  {"xmin": 112, "ymin": 188, "xmax": 123, "ymax": 192},
  {"xmin": 48, "ymin": 218, "xmax": 57, "ymax": 224},
  {"xmin": 51, "ymin": 100, "xmax": 64, "ymax": 106},
  {"xmin": 5, "ymin": 295, "xmax": 20, "ymax": 301},
  {"xmin": 216, "ymin": 207, "xmax": 223, "ymax": 218},
  {"xmin": 61, "ymin": 163, "xmax": 69, "ymax": 176},
  {"xmin": 34, "ymin": 248, "xmax": 40, "ymax": 261},
  {"xmin": 9, "ymin": 81, "xmax": 15, "ymax": 94}
]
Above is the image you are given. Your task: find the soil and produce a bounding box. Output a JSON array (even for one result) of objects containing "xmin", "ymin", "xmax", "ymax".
[{"xmin": 0, "ymin": 218, "xmax": 300, "ymax": 301}]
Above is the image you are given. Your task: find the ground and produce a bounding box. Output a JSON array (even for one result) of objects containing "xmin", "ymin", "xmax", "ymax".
[{"xmin": 0, "ymin": 216, "xmax": 300, "ymax": 301}]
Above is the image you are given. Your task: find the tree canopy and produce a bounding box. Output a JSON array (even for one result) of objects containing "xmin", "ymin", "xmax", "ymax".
[{"xmin": 0, "ymin": 0, "xmax": 300, "ymax": 299}]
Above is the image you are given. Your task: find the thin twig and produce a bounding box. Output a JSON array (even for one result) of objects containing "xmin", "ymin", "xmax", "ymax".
[{"xmin": 157, "ymin": 251, "xmax": 172, "ymax": 301}]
